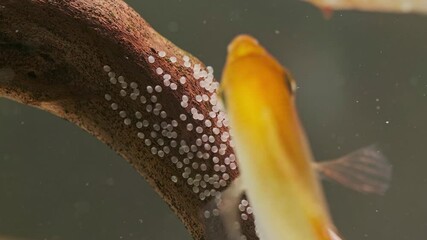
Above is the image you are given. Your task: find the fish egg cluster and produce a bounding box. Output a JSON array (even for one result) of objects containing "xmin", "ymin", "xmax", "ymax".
[{"xmin": 102, "ymin": 48, "xmax": 253, "ymax": 237}]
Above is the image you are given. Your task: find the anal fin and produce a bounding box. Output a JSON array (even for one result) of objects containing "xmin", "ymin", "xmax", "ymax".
[
  {"xmin": 202, "ymin": 177, "xmax": 245, "ymax": 240},
  {"xmin": 315, "ymin": 145, "xmax": 392, "ymax": 195}
]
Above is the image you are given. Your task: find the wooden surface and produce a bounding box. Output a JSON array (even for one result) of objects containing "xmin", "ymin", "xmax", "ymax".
[{"xmin": 0, "ymin": 0, "xmax": 256, "ymax": 239}]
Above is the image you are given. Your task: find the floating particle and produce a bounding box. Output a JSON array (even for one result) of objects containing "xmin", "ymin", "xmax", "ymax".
[
  {"xmin": 180, "ymin": 77, "xmax": 186, "ymax": 84},
  {"xmin": 148, "ymin": 56, "xmax": 155, "ymax": 63},
  {"xmin": 170, "ymin": 56, "xmax": 177, "ymax": 63}
]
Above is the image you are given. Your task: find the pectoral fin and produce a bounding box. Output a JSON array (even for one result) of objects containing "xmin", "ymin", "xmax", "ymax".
[
  {"xmin": 315, "ymin": 145, "xmax": 392, "ymax": 195},
  {"xmin": 202, "ymin": 177, "xmax": 245, "ymax": 240}
]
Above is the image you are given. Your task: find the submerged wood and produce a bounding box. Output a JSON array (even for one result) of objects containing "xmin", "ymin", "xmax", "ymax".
[
  {"xmin": 305, "ymin": 0, "xmax": 427, "ymax": 15},
  {"xmin": 0, "ymin": 0, "xmax": 256, "ymax": 239}
]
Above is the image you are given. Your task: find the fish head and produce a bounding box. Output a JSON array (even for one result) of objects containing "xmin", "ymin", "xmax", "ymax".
[{"xmin": 219, "ymin": 34, "xmax": 296, "ymax": 114}]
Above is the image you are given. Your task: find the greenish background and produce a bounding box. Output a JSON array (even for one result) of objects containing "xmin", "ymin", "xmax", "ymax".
[{"xmin": 1, "ymin": 0, "xmax": 427, "ymax": 239}]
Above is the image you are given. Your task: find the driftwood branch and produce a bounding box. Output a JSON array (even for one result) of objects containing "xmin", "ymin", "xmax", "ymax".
[
  {"xmin": 305, "ymin": 0, "xmax": 427, "ymax": 15},
  {"xmin": 0, "ymin": 0, "xmax": 256, "ymax": 239}
]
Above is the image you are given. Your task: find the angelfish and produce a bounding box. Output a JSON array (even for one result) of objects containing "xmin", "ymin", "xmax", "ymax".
[{"xmin": 207, "ymin": 35, "xmax": 392, "ymax": 240}]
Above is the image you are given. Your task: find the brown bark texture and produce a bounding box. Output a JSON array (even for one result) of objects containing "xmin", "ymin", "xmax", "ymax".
[{"xmin": 0, "ymin": 0, "xmax": 257, "ymax": 239}]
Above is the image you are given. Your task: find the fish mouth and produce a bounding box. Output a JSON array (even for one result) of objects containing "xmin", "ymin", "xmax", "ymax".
[{"xmin": 227, "ymin": 34, "xmax": 262, "ymax": 59}]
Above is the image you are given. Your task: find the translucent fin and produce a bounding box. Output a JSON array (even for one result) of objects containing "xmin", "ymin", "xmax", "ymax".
[
  {"xmin": 315, "ymin": 145, "xmax": 392, "ymax": 195},
  {"xmin": 329, "ymin": 228, "xmax": 343, "ymax": 240},
  {"xmin": 202, "ymin": 177, "xmax": 245, "ymax": 240}
]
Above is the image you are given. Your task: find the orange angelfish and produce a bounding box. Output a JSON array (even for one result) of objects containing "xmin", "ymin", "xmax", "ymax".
[{"xmin": 206, "ymin": 35, "xmax": 392, "ymax": 240}]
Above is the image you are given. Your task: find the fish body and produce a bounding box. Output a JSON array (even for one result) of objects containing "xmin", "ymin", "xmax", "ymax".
[
  {"xmin": 214, "ymin": 35, "xmax": 391, "ymax": 240},
  {"xmin": 220, "ymin": 35, "xmax": 336, "ymax": 240},
  {"xmin": 305, "ymin": 0, "xmax": 427, "ymax": 15}
]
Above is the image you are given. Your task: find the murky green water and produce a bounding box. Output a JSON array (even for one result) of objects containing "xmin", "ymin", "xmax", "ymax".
[{"xmin": 1, "ymin": 1, "xmax": 427, "ymax": 239}]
